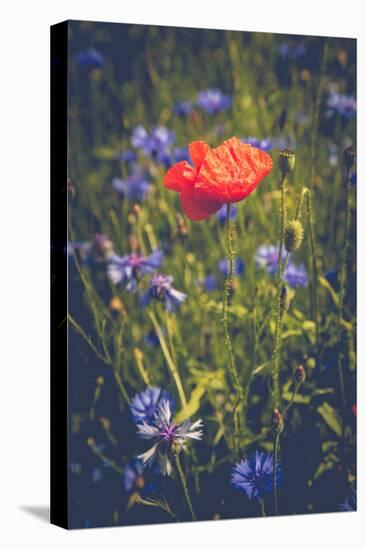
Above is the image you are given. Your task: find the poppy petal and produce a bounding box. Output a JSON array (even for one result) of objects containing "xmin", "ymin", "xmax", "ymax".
[
  {"xmin": 163, "ymin": 161, "xmax": 196, "ymax": 192},
  {"xmin": 189, "ymin": 141, "xmax": 210, "ymax": 170},
  {"xmin": 180, "ymin": 186, "xmax": 223, "ymax": 221},
  {"xmin": 195, "ymin": 137, "xmax": 272, "ymax": 203}
]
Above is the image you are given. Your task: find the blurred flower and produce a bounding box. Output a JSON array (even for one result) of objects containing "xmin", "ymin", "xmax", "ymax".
[
  {"xmin": 278, "ymin": 42, "xmax": 306, "ymax": 60},
  {"xmin": 67, "ymin": 241, "xmax": 93, "ymax": 264},
  {"xmin": 130, "ymin": 387, "xmax": 174, "ymax": 424},
  {"xmin": 124, "ymin": 459, "xmax": 145, "ymax": 492},
  {"xmin": 131, "ymin": 126, "xmax": 175, "ymax": 158},
  {"xmin": 112, "ymin": 169, "xmax": 151, "ymax": 201},
  {"xmin": 115, "ymin": 149, "xmax": 137, "ymax": 164},
  {"xmin": 216, "ymin": 204, "xmax": 238, "ymax": 225},
  {"xmin": 92, "ymin": 468, "xmax": 104, "ymax": 483},
  {"xmin": 255, "ymin": 243, "xmax": 286, "ymax": 275},
  {"xmin": 351, "ymin": 171, "xmax": 356, "ymax": 187},
  {"xmin": 140, "ymin": 274, "xmax": 187, "ymax": 312},
  {"xmin": 241, "ymin": 137, "xmax": 273, "ymax": 152},
  {"xmin": 75, "ymin": 48, "xmax": 106, "ymax": 69},
  {"xmin": 137, "ymin": 400, "xmax": 203, "ymax": 476},
  {"xmin": 218, "ymin": 257, "xmax": 245, "ymax": 277},
  {"xmin": 94, "ymin": 233, "xmax": 114, "ymax": 260},
  {"xmin": 284, "ymin": 261, "xmax": 308, "ymax": 288},
  {"xmin": 326, "ymin": 90, "xmax": 356, "ymax": 118},
  {"xmin": 164, "ymin": 138, "xmax": 272, "ymax": 221},
  {"xmin": 202, "ymin": 274, "xmax": 219, "ymax": 292},
  {"xmin": 70, "ymin": 463, "xmax": 82, "ymax": 475},
  {"xmin": 340, "ymin": 489, "xmax": 357, "ymax": 512},
  {"xmin": 196, "ymin": 89, "xmax": 231, "ymax": 115},
  {"xmin": 231, "ymin": 451, "xmax": 282, "ymax": 500},
  {"xmin": 174, "ymin": 101, "xmax": 194, "ymax": 116},
  {"xmin": 107, "ymin": 249, "xmax": 163, "ymax": 292},
  {"xmin": 328, "ymin": 143, "xmax": 338, "ymax": 167},
  {"xmin": 158, "ymin": 146, "xmax": 191, "ymax": 168}
]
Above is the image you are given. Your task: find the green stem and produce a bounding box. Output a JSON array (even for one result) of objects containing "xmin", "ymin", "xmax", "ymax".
[
  {"xmin": 273, "ymin": 434, "xmax": 280, "ymax": 515},
  {"xmin": 283, "ymin": 382, "xmax": 301, "ymax": 416},
  {"xmin": 260, "ymin": 498, "xmax": 266, "ymax": 517},
  {"xmin": 222, "ymin": 203, "xmax": 244, "ymax": 447},
  {"xmin": 306, "ymin": 190, "xmax": 319, "ymax": 348},
  {"xmin": 337, "ymin": 168, "xmax": 353, "ymax": 420},
  {"xmin": 272, "ymin": 174, "xmax": 287, "ymax": 409},
  {"xmin": 175, "ymin": 454, "xmax": 196, "ymax": 521},
  {"xmin": 148, "ymin": 311, "xmax": 188, "ymax": 414}
]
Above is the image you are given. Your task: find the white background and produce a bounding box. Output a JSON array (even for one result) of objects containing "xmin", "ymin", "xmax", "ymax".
[{"xmin": 0, "ymin": 0, "xmax": 364, "ymax": 548}]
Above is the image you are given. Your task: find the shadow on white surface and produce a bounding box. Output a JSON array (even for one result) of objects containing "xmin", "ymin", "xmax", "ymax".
[{"xmin": 20, "ymin": 506, "xmax": 49, "ymax": 523}]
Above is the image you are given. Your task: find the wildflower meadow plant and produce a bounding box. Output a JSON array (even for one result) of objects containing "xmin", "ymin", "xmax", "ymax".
[
  {"xmin": 107, "ymin": 249, "xmax": 164, "ymax": 292},
  {"xmin": 66, "ymin": 24, "xmax": 356, "ymax": 528}
]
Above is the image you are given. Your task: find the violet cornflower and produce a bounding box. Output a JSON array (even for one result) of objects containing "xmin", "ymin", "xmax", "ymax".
[
  {"xmin": 137, "ymin": 400, "xmax": 203, "ymax": 476},
  {"xmin": 108, "ymin": 249, "xmax": 163, "ymax": 292},
  {"xmin": 140, "ymin": 274, "xmax": 187, "ymax": 312},
  {"xmin": 130, "ymin": 387, "xmax": 174, "ymax": 424},
  {"xmin": 196, "ymin": 89, "xmax": 231, "ymax": 115}
]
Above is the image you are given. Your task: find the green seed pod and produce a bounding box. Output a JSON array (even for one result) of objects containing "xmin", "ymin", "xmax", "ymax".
[
  {"xmin": 343, "ymin": 146, "xmax": 356, "ymax": 171},
  {"xmin": 280, "ymin": 286, "xmax": 291, "ymax": 314},
  {"xmin": 272, "ymin": 408, "xmax": 284, "ymax": 434},
  {"xmin": 279, "ymin": 149, "xmax": 296, "ymax": 174},
  {"xmin": 170, "ymin": 440, "xmax": 183, "ymax": 457},
  {"xmin": 284, "ymin": 219, "xmax": 304, "ymax": 252}
]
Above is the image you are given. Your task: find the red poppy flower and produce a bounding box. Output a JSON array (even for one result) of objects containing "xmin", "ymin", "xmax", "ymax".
[{"xmin": 164, "ymin": 137, "xmax": 273, "ymax": 221}]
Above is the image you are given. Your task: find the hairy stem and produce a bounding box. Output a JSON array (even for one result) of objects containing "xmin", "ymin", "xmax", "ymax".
[
  {"xmin": 175, "ymin": 454, "xmax": 196, "ymax": 521},
  {"xmin": 272, "ymin": 174, "xmax": 287, "ymax": 409},
  {"xmin": 222, "ymin": 203, "xmax": 244, "ymax": 448}
]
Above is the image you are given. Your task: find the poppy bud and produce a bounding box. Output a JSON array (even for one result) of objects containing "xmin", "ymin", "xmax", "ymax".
[
  {"xmin": 279, "ymin": 149, "xmax": 296, "ymax": 174},
  {"xmin": 284, "ymin": 219, "xmax": 304, "ymax": 252},
  {"xmin": 294, "ymin": 365, "xmax": 306, "ymax": 384},
  {"xmin": 280, "ymin": 286, "xmax": 290, "ymax": 314},
  {"xmin": 343, "ymin": 146, "xmax": 356, "ymax": 171},
  {"xmin": 272, "ymin": 408, "xmax": 284, "ymax": 434}
]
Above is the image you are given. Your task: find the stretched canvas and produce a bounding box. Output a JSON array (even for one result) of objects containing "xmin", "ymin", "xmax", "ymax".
[{"xmin": 51, "ymin": 20, "xmax": 357, "ymax": 529}]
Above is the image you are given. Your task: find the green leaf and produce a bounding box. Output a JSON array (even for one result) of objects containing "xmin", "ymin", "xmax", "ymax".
[
  {"xmin": 175, "ymin": 384, "xmax": 206, "ymax": 423},
  {"xmin": 316, "ymin": 402, "xmax": 342, "ymax": 437},
  {"xmin": 319, "ymin": 276, "xmax": 340, "ymax": 307},
  {"xmin": 282, "ymin": 392, "xmax": 310, "ymax": 404}
]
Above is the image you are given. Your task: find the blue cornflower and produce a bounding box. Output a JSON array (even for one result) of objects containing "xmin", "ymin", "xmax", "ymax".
[
  {"xmin": 174, "ymin": 101, "xmax": 194, "ymax": 116},
  {"xmin": 216, "ymin": 204, "xmax": 238, "ymax": 225},
  {"xmin": 326, "ymin": 90, "xmax": 356, "ymax": 118},
  {"xmin": 202, "ymin": 274, "xmax": 219, "ymax": 292},
  {"xmin": 115, "ymin": 149, "xmax": 137, "ymax": 164},
  {"xmin": 196, "ymin": 88, "xmax": 231, "ymax": 115},
  {"xmin": 107, "ymin": 249, "xmax": 163, "ymax": 292},
  {"xmin": 255, "ymin": 243, "xmax": 286, "ymax": 275},
  {"xmin": 112, "ymin": 169, "xmax": 150, "ymax": 201},
  {"xmin": 131, "ymin": 125, "xmax": 175, "ymax": 158},
  {"xmin": 218, "ymin": 258, "xmax": 245, "ymax": 277},
  {"xmin": 340, "ymin": 489, "xmax": 357, "ymax": 512},
  {"xmin": 137, "ymin": 400, "xmax": 203, "ymax": 476},
  {"xmin": 158, "ymin": 146, "xmax": 191, "ymax": 168},
  {"xmin": 284, "ymin": 261, "xmax": 308, "ymax": 288},
  {"xmin": 231, "ymin": 451, "xmax": 282, "ymax": 500},
  {"xmin": 351, "ymin": 171, "xmax": 356, "ymax": 186},
  {"xmin": 140, "ymin": 273, "xmax": 187, "ymax": 312},
  {"xmin": 75, "ymin": 48, "xmax": 105, "ymax": 69},
  {"xmin": 130, "ymin": 387, "xmax": 174, "ymax": 424},
  {"xmin": 241, "ymin": 137, "xmax": 273, "ymax": 152},
  {"xmin": 325, "ymin": 269, "xmax": 338, "ymax": 289}
]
